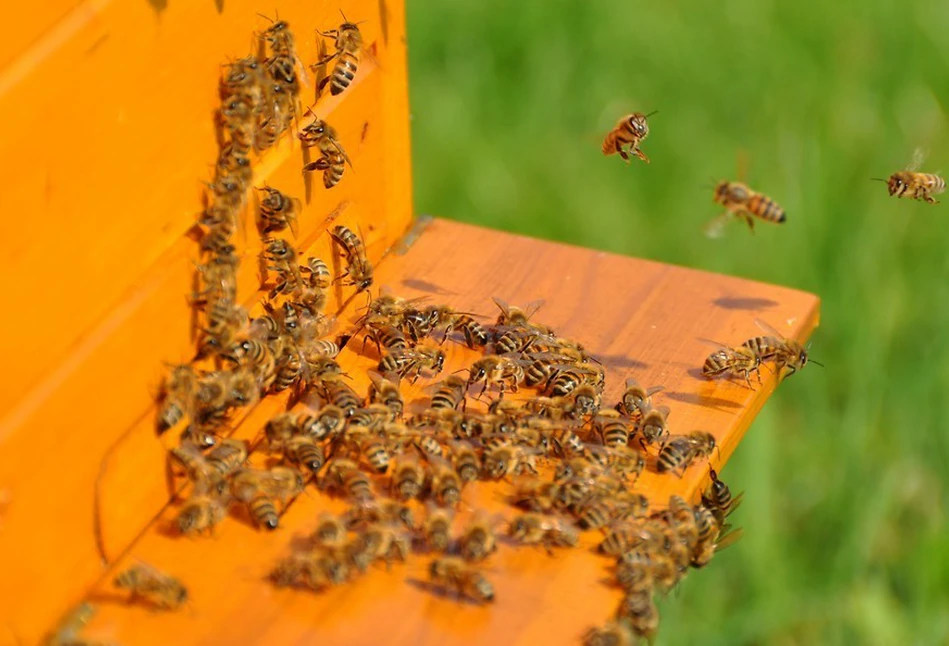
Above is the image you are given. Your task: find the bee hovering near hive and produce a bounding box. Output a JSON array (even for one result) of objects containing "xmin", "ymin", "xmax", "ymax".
[
  {"xmin": 873, "ymin": 148, "xmax": 946, "ymax": 204},
  {"xmin": 705, "ymin": 151, "xmax": 786, "ymax": 238},
  {"xmin": 602, "ymin": 111, "xmax": 657, "ymax": 164}
]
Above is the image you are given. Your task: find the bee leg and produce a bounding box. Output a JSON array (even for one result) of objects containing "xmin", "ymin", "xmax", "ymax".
[{"xmin": 633, "ymin": 147, "xmax": 650, "ymax": 164}]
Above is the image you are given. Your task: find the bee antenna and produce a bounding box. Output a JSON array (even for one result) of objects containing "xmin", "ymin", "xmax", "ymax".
[
  {"xmin": 869, "ymin": 177, "xmax": 888, "ymax": 183},
  {"xmin": 644, "ymin": 110, "xmax": 659, "ymax": 118},
  {"xmin": 809, "ymin": 359, "xmax": 825, "ymax": 368}
]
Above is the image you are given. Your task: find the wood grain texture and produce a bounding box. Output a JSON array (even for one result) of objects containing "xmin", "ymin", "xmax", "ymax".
[
  {"xmin": 61, "ymin": 218, "xmax": 820, "ymax": 646},
  {"xmin": 0, "ymin": 0, "xmax": 412, "ymax": 641}
]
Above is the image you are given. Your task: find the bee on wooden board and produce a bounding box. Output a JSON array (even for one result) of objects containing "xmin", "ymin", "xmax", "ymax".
[
  {"xmin": 701, "ymin": 341, "xmax": 763, "ymax": 387},
  {"xmin": 615, "ymin": 378, "xmax": 663, "ymax": 422},
  {"xmin": 330, "ymin": 224, "xmax": 374, "ymax": 292},
  {"xmin": 314, "ymin": 12, "xmax": 365, "ymax": 97},
  {"xmin": 113, "ymin": 562, "xmax": 189, "ymax": 610},
  {"xmin": 873, "ymin": 148, "xmax": 946, "ymax": 204},
  {"xmin": 428, "ymin": 557, "xmax": 495, "ymax": 604},
  {"xmin": 601, "ymin": 111, "xmax": 657, "ymax": 164},
  {"xmin": 741, "ymin": 318, "xmax": 821, "ymax": 379}
]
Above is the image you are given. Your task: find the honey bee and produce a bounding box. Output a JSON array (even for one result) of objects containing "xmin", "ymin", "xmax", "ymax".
[
  {"xmin": 300, "ymin": 116, "xmax": 353, "ymax": 189},
  {"xmin": 231, "ymin": 466, "xmax": 305, "ymax": 529},
  {"xmin": 615, "ymin": 378, "xmax": 663, "ymax": 422},
  {"xmin": 321, "ymin": 379, "xmax": 363, "ymax": 415},
  {"xmin": 508, "ymin": 513, "xmax": 579, "ymax": 552},
  {"xmin": 430, "ymin": 375, "xmax": 468, "ymax": 411},
  {"xmin": 367, "ymin": 371, "xmax": 404, "ymax": 417},
  {"xmin": 421, "ymin": 505, "xmax": 454, "ymax": 552},
  {"xmin": 428, "ymin": 557, "xmax": 495, "ymax": 603},
  {"xmin": 429, "ymin": 460, "xmax": 463, "ymax": 507},
  {"xmin": 176, "ymin": 493, "xmax": 229, "ymax": 536},
  {"xmin": 321, "ymin": 458, "xmax": 374, "ymax": 502},
  {"xmin": 221, "ymin": 55, "xmax": 265, "ymax": 107},
  {"xmin": 330, "ymin": 225, "xmax": 373, "ymax": 291},
  {"xmin": 601, "ymin": 111, "xmax": 656, "ymax": 164},
  {"xmin": 508, "ymin": 478, "xmax": 560, "ymax": 513},
  {"xmin": 574, "ymin": 498, "xmax": 615, "ymax": 531},
  {"xmin": 706, "ymin": 181, "xmax": 787, "ymax": 238},
  {"xmin": 583, "ymin": 620, "xmax": 636, "ymax": 646},
  {"xmin": 452, "ymin": 314, "xmax": 489, "ymax": 348},
  {"xmin": 492, "ymin": 296, "xmax": 544, "ymax": 328},
  {"xmin": 304, "ymin": 256, "xmax": 332, "ymax": 289},
  {"xmin": 345, "ymin": 499, "xmax": 415, "ymax": 531},
  {"xmin": 156, "ymin": 364, "xmax": 197, "ymax": 432},
  {"xmin": 113, "ymin": 562, "xmax": 188, "ymax": 610},
  {"xmin": 701, "ymin": 468, "xmax": 743, "ymax": 523},
  {"xmin": 702, "ymin": 342, "xmax": 762, "ymax": 387},
  {"xmin": 467, "ymin": 355, "xmax": 525, "ymax": 397},
  {"xmin": 448, "ymin": 440, "xmax": 480, "ymax": 483},
  {"xmin": 216, "ymin": 140, "xmax": 253, "ymax": 187},
  {"xmin": 638, "ymin": 404, "xmax": 670, "ymax": 447},
  {"xmin": 616, "ymin": 590, "xmax": 659, "ymax": 643},
  {"xmin": 255, "ymin": 186, "xmax": 299, "ymax": 236},
  {"xmin": 873, "ymin": 149, "xmax": 946, "ymax": 204},
  {"xmin": 458, "ymin": 514, "xmax": 499, "ymax": 561},
  {"xmin": 364, "ymin": 323, "xmax": 409, "ymax": 355},
  {"xmin": 314, "ymin": 14, "xmax": 364, "ymax": 97},
  {"xmin": 389, "ymin": 455, "xmax": 426, "ymax": 501},
  {"xmin": 593, "ymin": 410, "xmax": 632, "ymax": 448},
  {"xmin": 482, "ymin": 444, "xmax": 538, "ymax": 480},
  {"xmin": 571, "ymin": 383, "xmax": 602, "ymax": 418},
  {"xmin": 311, "ymin": 512, "xmax": 347, "ymax": 547},
  {"xmin": 656, "ymin": 431, "xmax": 717, "ymax": 476},
  {"xmin": 270, "ymin": 549, "xmax": 348, "ymax": 591},
  {"xmin": 741, "ymin": 319, "xmax": 820, "ymax": 379},
  {"xmin": 225, "ymin": 339, "xmax": 278, "ymax": 391},
  {"xmin": 360, "ymin": 437, "xmax": 391, "ymax": 473},
  {"xmin": 286, "ymin": 436, "xmax": 327, "ymax": 473},
  {"xmin": 198, "ymin": 298, "xmax": 247, "ymax": 359}
]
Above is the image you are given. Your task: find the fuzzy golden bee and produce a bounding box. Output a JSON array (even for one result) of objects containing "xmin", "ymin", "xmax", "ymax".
[
  {"xmin": 602, "ymin": 111, "xmax": 656, "ymax": 164},
  {"xmin": 314, "ymin": 13, "xmax": 364, "ymax": 97},
  {"xmin": 706, "ymin": 181, "xmax": 786, "ymax": 238},
  {"xmin": 874, "ymin": 149, "xmax": 946, "ymax": 204}
]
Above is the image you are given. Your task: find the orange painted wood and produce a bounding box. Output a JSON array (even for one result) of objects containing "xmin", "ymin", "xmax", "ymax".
[
  {"xmin": 0, "ymin": 0, "xmax": 412, "ymax": 641},
  {"xmin": 52, "ymin": 218, "xmax": 820, "ymax": 646},
  {"xmin": 0, "ymin": 0, "xmax": 407, "ymax": 416}
]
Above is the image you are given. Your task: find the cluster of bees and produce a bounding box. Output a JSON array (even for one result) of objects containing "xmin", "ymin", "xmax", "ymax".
[
  {"xmin": 64, "ymin": 12, "xmax": 821, "ymax": 646},
  {"xmin": 603, "ymin": 113, "xmax": 946, "ymax": 239}
]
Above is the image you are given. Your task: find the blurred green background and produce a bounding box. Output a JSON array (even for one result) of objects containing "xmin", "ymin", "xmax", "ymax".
[{"xmin": 405, "ymin": 2, "xmax": 949, "ymax": 644}]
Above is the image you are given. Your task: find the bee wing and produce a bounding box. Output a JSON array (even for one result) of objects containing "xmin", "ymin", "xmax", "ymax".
[
  {"xmin": 645, "ymin": 385, "xmax": 665, "ymax": 397},
  {"xmin": 753, "ymin": 318, "xmax": 789, "ymax": 342},
  {"xmin": 697, "ymin": 337, "xmax": 735, "ymax": 352},
  {"xmin": 725, "ymin": 491, "xmax": 745, "ymax": 517},
  {"xmin": 288, "ymin": 197, "xmax": 301, "ymax": 238},
  {"xmin": 522, "ymin": 299, "xmax": 546, "ymax": 321},
  {"xmin": 491, "ymin": 296, "xmax": 512, "ymax": 318},
  {"xmin": 909, "ymin": 146, "xmax": 928, "ymax": 172},
  {"xmin": 703, "ymin": 213, "xmax": 730, "ymax": 239},
  {"xmin": 714, "ymin": 526, "xmax": 745, "ymax": 551},
  {"xmin": 328, "ymin": 135, "xmax": 355, "ymax": 170}
]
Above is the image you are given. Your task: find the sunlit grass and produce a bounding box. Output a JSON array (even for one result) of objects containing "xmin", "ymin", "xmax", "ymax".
[{"xmin": 406, "ymin": 1, "xmax": 949, "ymax": 643}]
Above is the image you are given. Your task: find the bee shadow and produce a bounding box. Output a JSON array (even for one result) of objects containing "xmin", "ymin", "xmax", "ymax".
[
  {"xmin": 712, "ymin": 296, "xmax": 779, "ymax": 311},
  {"xmin": 400, "ymin": 278, "xmax": 455, "ymax": 295},
  {"xmin": 664, "ymin": 390, "xmax": 743, "ymax": 410},
  {"xmin": 404, "ymin": 578, "xmax": 484, "ymax": 607},
  {"xmin": 595, "ymin": 354, "xmax": 648, "ymax": 371}
]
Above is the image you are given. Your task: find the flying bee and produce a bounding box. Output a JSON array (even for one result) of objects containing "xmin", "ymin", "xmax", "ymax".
[
  {"xmin": 741, "ymin": 318, "xmax": 820, "ymax": 379},
  {"xmin": 255, "ymin": 185, "xmax": 299, "ymax": 236},
  {"xmin": 390, "ymin": 455, "xmax": 426, "ymax": 501},
  {"xmin": 314, "ymin": 14, "xmax": 364, "ymax": 97},
  {"xmin": 458, "ymin": 514, "xmax": 499, "ymax": 561},
  {"xmin": 329, "ymin": 225, "xmax": 373, "ymax": 291},
  {"xmin": 616, "ymin": 378, "xmax": 664, "ymax": 423},
  {"xmin": 873, "ymin": 148, "xmax": 946, "ymax": 204},
  {"xmin": 656, "ymin": 431, "xmax": 717, "ymax": 476},
  {"xmin": 706, "ymin": 180, "xmax": 787, "ymax": 238},
  {"xmin": 421, "ymin": 505, "xmax": 454, "ymax": 552},
  {"xmin": 176, "ymin": 493, "xmax": 229, "ymax": 536},
  {"xmin": 638, "ymin": 404, "xmax": 670, "ymax": 447},
  {"xmin": 448, "ymin": 440, "xmax": 480, "ymax": 483},
  {"xmin": 113, "ymin": 563, "xmax": 188, "ymax": 610},
  {"xmin": 508, "ymin": 513, "xmax": 579, "ymax": 552},
  {"xmin": 366, "ymin": 371, "xmax": 404, "ymax": 417},
  {"xmin": 429, "ymin": 460, "xmax": 463, "ymax": 507},
  {"xmin": 428, "ymin": 557, "xmax": 495, "ymax": 604},
  {"xmin": 593, "ymin": 410, "xmax": 632, "ymax": 448},
  {"xmin": 467, "ymin": 355, "xmax": 525, "ymax": 397},
  {"xmin": 602, "ymin": 111, "xmax": 656, "ymax": 164},
  {"xmin": 702, "ymin": 342, "xmax": 762, "ymax": 387},
  {"xmin": 430, "ymin": 375, "xmax": 468, "ymax": 411},
  {"xmin": 491, "ymin": 296, "xmax": 545, "ymax": 328}
]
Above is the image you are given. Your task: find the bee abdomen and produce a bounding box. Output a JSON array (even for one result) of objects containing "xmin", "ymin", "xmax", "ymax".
[
  {"xmin": 248, "ymin": 494, "xmax": 279, "ymax": 530},
  {"xmin": 331, "ymin": 54, "xmax": 358, "ymax": 95},
  {"xmin": 747, "ymin": 194, "xmax": 786, "ymax": 223}
]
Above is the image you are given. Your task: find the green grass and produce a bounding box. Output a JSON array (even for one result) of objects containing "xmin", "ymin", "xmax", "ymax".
[{"xmin": 405, "ymin": 2, "xmax": 949, "ymax": 644}]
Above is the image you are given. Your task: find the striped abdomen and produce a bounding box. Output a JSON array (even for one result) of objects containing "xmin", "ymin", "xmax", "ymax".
[
  {"xmin": 601, "ymin": 120, "xmax": 638, "ymax": 155},
  {"xmin": 656, "ymin": 437, "xmax": 694, "ymax": 475},
  {"xmin": 745, "ymin": 193, "xmax": 786, "ymax": 224},
  {"xmin": 330, "ymin": 52, "xmax": 359, "ymax": 95},
  {"xmin": 247, "ymin": 493, "xmax": 279, "ymax": 530},
  {"xmin": 741, "ymin": 335, "xmax": 784, "ymax": 361},
  {"xmin": 322, "ymin": 152, "xmax": 345, "ymax": 188}
]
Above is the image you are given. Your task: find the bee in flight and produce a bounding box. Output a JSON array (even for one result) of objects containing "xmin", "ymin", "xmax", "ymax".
[
  {"xmin": 705, "ymin": 180, "xmax": 786, "ymax": 238},
  {"xmin": 601, "ymin": 111, "xmax": 657, "ymax": 164},
  {"xmin": 873, "ymin": 148, "xmax": 945, "ymax": 204}
]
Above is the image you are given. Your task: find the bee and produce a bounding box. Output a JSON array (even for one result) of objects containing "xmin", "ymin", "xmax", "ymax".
[
  {"xmin": 482, "ymin": 444, "xmax": 538, "ymax": 480},
  {"xmin": 702, "ymin": 468, "xmax": 744, "ymax": 523},
  {"xmin": 322, "ymin": 458, "xmax": 374, "ymax": 502},
  {"xmin": 453, "ymin": 314, "xmax": 489, "ymax": 348},
  {"xmin": 706, "ymin": 181, "xmax": 786, "ymax": 237},
  {"xmin": 691, "ymin": 522, "xmax": 744, "ymax": 569},
  {"xmin": 702, "ymin": 343, "xmax": 762, "ymax": 387},
  {"xmin": 321, "ymin": 379, "xmax": 363, "ymax": 415},
  {"xmin": 272, "ymin": 345, "xmax": 305, "ymax": 392},
  {"xmin": 873, "ymin": 149, "xmax": 946, "ymax": 204},
  {"xmin": 255, "ymin": 186, "xmax": 299, "ymax": 236},
  {"xmin": 430, "ymin": 375, "xmax": 468, "ymax": 411},
  {"xmin": 467, "ymin": 355, "xmax": 525, "ymax": 397},
  {"xmin": 571, "ymin": 383, "xmax": 602, "ymax": 418},
  {"xmin": 508, "ymin": 513, "xmax": 579, "ymax": 552},
  {"xmin": 311, "ymin": 512, "xmax": 347, "ymax": 547},
  {"xmin": 574, "ymin": 498, "xmax": 615, "ymax": 531},
  {"xmin": 638, "ymin": 404, "xmax": 670, "ymax": 447},
  {"xmin": 176, "ymin": 494, "xmax": 228, "ymax": 536},
  {"xmin": 169, "ymin": 441, "xmax": 223, "ymax": 493},
  {"xmin": 593, "ymin": 410, "xmax": 632, "ymax": 448},
  {"xmin": 523, "ymin": 395, "xmax": 574, "ymax": 421},
  {"xmin": 270, "ymin": 550, "xmax": 348, "ymax": 591},
  {"xmin": 231, "ymin": 467, "xmax": 305, "ymax": 529},
  {"xmin": 741, "ymin": 318, "xmax": 821, "ymax": 379},
  {"xmin": 113, "ymin": 563, "xmax": 188, "ymax": 610},
  {"xmin": 656, "ymin": 431, "xmax": 717, "ymax": 476},
  {"xmin": 429, "ymin": 460, "xmax": 463, "ymax": 507},
  {"xmin": 449, "ymin": 440, "xmax": 481, "ymax": 483},
  {"xmin": 493, "ymin": 325, "xmax": 546, "ymax": 355},
  {"xmin": 458, "ymin": 514, "xmax": 498, "ymax": 561},
  {"xmin": 304, "ymin": 256, "xmax": 332, "ymax": 289},
  {"xmin": 345, "ymin": 499, "xmax": 415, "ymax": 531},
  {"xmin": 156, "ymin": 364, "xmax": 197, "ymax": 432},
  {"xmin": 492, "ymin": 296, "xmax": 544, "ymax": 328},
  {"xmin": 226, "ymin": 339, "xmax": 278, "ymax": 391},
  {"xmin": 329, "ymin": 225, "xmax": 373, "ymax": 291},
  {"xmin": 602, "ymin": 111, "xmax": 656, "ymax": 164},
  {"xmin": 205, "ymin": 438, "xmax": 249, "ymax": 481},
  {"xmin": 360, "ymin": 437, "xmax": 391, "ymax": 473},
  {"xmin": 314, "ymin": 14, "xmax": 364, "ymax": 97},
  {"xmin": 616, "ymin": 590, "xmax": 659, "ymax": 643},
  {"xmin": 583, "ymin": 620, "xmax": 636, "ymax": 646},
  {"xmin": 390, "ymin": 455, "xmax": 426, "ymax": 501},
  {"xmin": 616, "ymin": 378, "xmax": 664, "ymax": 423},
  {"xmin": 221, "ymin": 55, "xmax": 265, "ymax": 104},
  {"xmin": 367, "ymin": 371, "xmax": 404, "ymax": 417},
  {"xmin": 300, "ymin": 117, "xmax": 353, "ymax": 189},
  {"xmin": 286, "ymin": 436, "xmax": 326, "ymax": 473},
  {"xmin": 421, "ymin": 505, "xmax": 454, "ymax": 552},
  {"xmin": 365, "ymin": 323, "xmax": 408, "ymax": 355},
  {"xmin": 357, "ymin": 522, "xmax": 412, "ymax": 567},
  {"xmin": 195, "ymin": 246, "xmax": 240, "ymax": 304},
  {"xmin": 216, "ymin": 140, "xmax": 253, "ymax": 187},
  {"xmin": 428, "ymin": 557, "xmax": 495, "ymax": 603},
  {"xmin": 509, "ymin": 479, "xmax": 560, "ymax": 513},
  {"xmin": 198, "ymin": 298, "xmax": 247, "ymax": 359}
]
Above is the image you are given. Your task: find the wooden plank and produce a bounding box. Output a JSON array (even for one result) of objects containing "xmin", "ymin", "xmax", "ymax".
[
  {"xmin": 0, "ymin": 0, "xmax": 401, "ymax": 416},
  {"xmin": 61, "ymin": 218, "xmax": 820, "ymax": 646}
]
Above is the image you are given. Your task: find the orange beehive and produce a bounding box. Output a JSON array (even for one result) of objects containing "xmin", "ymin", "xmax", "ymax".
[{"xmin": 0, "ymin": 1, "xmax": 819, "ymax": 644}]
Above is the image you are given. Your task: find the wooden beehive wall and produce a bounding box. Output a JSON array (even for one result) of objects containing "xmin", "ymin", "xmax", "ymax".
[{"xmin": 0, "ymin": 0, "xmax": 411, "ymax": 642}]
